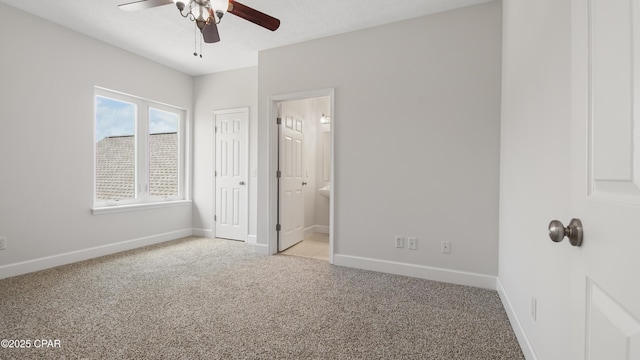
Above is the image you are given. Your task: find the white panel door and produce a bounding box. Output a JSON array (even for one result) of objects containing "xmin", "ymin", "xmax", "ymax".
[
  {"xmin": 278, "ymin": 116, "xmax": 304, "ymax": 251},
  {"xmin": 571, "ymin": 1, "xmax": 640, "ymax": 358},
  {"xmin": 215, "ymin": 109, "xmax": 248, "ymax": 241}
]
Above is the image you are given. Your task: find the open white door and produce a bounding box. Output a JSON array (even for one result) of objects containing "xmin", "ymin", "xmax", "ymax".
[
  {"xmin": 278, "ymin": 115, "xmax": 305, "ymax": 251},
  {"xmin": 570, "ymin": 1, "xmax": 640, "ymax": 358},
  {"xmin": 214, "ymin": 108, "xmax": 248, "ymax": 241}
]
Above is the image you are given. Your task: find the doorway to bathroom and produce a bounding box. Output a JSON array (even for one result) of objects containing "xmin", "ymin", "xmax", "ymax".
[{"xmin": 274, "ymin": 92, "xmax": 333, "ymax": 262}]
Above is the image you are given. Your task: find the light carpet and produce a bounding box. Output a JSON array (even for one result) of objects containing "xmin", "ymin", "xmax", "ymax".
[{"xmin": 0, "ymin": 237, "xmax": 524, "ymax": 359}]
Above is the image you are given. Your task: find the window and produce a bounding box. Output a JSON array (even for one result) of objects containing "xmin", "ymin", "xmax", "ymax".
[{"xmin": 94, "ymin": 88, "xmax": 185, "ymax": 209}]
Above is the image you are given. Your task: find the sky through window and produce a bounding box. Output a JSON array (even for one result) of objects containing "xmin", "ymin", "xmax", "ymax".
[{"xmin": 96, "ymin": 96, "xmax": 178, "ymax": 142}]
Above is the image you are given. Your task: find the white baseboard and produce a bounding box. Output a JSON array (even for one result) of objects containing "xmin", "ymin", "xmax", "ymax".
[
  {"xmin": 252, "ymin": 243, "xmax": 269, "ymax": 255},
  {"xmin": 314, "ymin": 225, "xmax": 329, "ymax": 234},
  {"xmin": 192, "ymin": 229, "xmax": 256, "ymax": 244},
  {"xmin": 0, "ymin": 229, "xmax": 192, "ymax": 280},
  {"xmin": 497, "ymin": 278, "xmax": 537, "ymax": 360},
  {"xmin": 304, "ymin": 225, "xmax": 329, "ymax": 237},
  {"xmin": 192, "ymin": 228, "xmax": 213, "ymax": 238},
  {"xmin": 333, "ymin": 254, "xmax": 497, "ymax": 290}
]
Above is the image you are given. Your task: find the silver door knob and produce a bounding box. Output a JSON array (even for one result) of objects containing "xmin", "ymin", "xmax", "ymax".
[
  {"xmin": 302, "ymin": 182, "xmax": 308, "ymax": 186},
  {"xmin": 548, "ymin": 218, "xmax": 583, "ymax": 247},
  {"xmin": 239, "ymin": 181, "xmax": 246, "ymax": 185}
]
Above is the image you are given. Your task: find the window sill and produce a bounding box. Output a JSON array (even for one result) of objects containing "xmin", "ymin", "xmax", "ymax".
[{"xmin": 92, "ymin": 200, "xmax": 192, "ymax": 215}]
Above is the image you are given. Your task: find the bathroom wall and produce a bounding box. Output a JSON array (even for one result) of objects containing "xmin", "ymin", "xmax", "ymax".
[{"xmin": 315, "ymin": 97, "xmax": 331, "ymax": 232}]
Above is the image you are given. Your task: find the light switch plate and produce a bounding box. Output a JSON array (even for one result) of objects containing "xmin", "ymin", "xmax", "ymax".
[{"xmin": 395, "ymin": 236, "xmax": 404, "ymax": 248}]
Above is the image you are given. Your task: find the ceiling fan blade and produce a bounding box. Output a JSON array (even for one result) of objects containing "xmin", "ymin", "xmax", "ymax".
[
  {"xmin": 228, "ymin": 0, "xmax": 280, "ymax": 31},
  {"xmin": 118, "ymin": 0, "xmax": 173, "ymax": 12},
  {"xmin": 202, "ymin": 21, "xmax": 221, "ymax": 43}
]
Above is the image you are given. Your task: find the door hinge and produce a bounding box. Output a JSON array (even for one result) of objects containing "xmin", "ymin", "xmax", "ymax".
[
  {"xmin": 215, "ymin": 126, "xmax": 218, "ymax": 133},
  {"xmin": 276, "ymin": 224, "xmax": 281, "ymax": 231},
  {"xmin": 277, "ymin": 117, "xmax": 282, "ymax": 125},
  {"xmin": 214, "ymin": 215, "xmax": 217, "ymax": 221},
  {"xmin": 276, "ymin": 170, "xmax": 281, "ymax": 178},
  {"xmin": 214, "ymin": 171, "xmax": 217, "ymax": 177}
]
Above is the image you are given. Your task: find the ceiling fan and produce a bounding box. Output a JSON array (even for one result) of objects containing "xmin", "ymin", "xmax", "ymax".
[{"xmin": 118, "ymin": 0, "xmax": 280, "ymax": 44}]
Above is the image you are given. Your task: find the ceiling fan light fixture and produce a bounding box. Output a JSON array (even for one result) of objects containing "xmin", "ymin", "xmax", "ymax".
[
  {"xmin": 199, "ymin": 6, "xmax": 210, "ymax": 21},
  {"xmin": 172, "ymin": 0, "xmax": 186, "ymax": 11},
  {"xmin": 195, "ymin": 19, "xmax": 207, "ymax": 30},
  {"xmin": 120, "ymin": 0, "xmax": 280, "ymax": 46},
  {"xmin": 210, "ymin": 0, "xmax": 229, "ymax": 21},
  {"xmin": 210, "ymin": 0, "xmax": 230, "ymax": 10},
  {"xmin": 173, "ymin": 0, "xmax": 192, "ymax": 18}
]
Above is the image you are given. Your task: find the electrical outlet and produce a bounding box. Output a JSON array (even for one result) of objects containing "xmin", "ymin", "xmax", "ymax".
[
  {"xmin": 441, "ymin": 241, "xmax": 451, "ymax": 254},
  {"xmin": 408, "ymin": 237, "xmax": 417, "ymax": 250},
  {"xmin": 395, "ymin": 236, "xmax": 404, "ymax": 248},
  {"xmin": 531, "ymin": 296, "xmax": 537, "ymax": 321},
  {"xmin": 0, "ymin": 236, "xmax": 6, "ymax": 250}
]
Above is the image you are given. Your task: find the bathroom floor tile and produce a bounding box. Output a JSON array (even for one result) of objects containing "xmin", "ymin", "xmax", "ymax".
[{"xmin": 281, "ymin": 233, "xmax": 329, "ymax": 261}]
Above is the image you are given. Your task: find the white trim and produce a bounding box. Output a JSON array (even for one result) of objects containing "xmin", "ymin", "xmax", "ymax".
[
  {"xmin": 92, "ymin": 200, "xmax": 192, "ymax": 215},
  {"xmin": 213, "ymin": 107, "xmax": 249, "ymax": 115},
  {"xmin": 247, "ymin": 234, "xmax": 258, "ymax": 245},
  {"xmin": 192, "ymin": 228, "xmax": 213, "ymax": 238},
  {"xmin": 253, "ymin": 243, "xmax": 269, "ymax": 255},
  {"xmin": 333, "ymin": 254, "xmax": 497, "ymax": 290},
  {"xmin": 497, "ymin": 278, "xmax": 538, "ymax": 360},
  {"xmin": 0, "ymin": 229, "xmax": 192, "ymax": 280},
  {"xmin": 328, "ymin": 93, "xmax": 335, "ymax": 265},
  {"xmin": 191, "ymin": 229, "xmax": 254, "ymax": 242},
  {"xmin": 304, "ymin": 225, "xmax": 329, "ymax": 237}
]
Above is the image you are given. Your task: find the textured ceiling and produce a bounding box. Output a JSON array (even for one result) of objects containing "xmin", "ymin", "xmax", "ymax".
[{"xmin": 0, "ymin": 0, "xmax": 493, "ymax": 76}]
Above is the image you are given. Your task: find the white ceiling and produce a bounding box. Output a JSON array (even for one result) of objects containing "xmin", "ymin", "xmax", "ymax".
[{"xmin": 0, "ymin": 0, "xmax": 492, "ymax": 76}]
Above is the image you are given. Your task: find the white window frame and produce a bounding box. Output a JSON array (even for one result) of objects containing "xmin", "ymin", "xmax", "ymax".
[{"xmin": 92, "ymin": 87, "xmax": 187, "ymax": 214}]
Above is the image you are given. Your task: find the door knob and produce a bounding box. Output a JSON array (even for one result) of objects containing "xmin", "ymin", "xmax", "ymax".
[
  {"xmin": 239, "ymin": 181, "xmax": 246, "ymax": 185},
  {"xmin": 548, "ymin": 218, "xmax": 583, "ymax": 247},
  {"xmin": 302, "ymin": 182, "xmax": 308, "ymax": 186}
]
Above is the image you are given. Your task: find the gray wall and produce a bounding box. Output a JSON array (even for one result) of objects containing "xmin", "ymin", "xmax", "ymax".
[
  {"xmin": 0, "ymin": 4, "xmax": 193, "ymax": 277},
  {"xmin": 257, "ymin": 2, "xmax": 503, "ymax": 284},
  {"xmin": 192, "ymin": 67, "xmax": 259, "ymax": 241}
]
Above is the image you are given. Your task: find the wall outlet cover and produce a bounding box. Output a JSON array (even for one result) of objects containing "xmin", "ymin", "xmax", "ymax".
[
  {"xmin": 395, "ymin": 236, "xmax": 404, "ymax": 248},
  {"xmin": 531, "ymin": 297, "xmax": 537, "ymax": 321}
]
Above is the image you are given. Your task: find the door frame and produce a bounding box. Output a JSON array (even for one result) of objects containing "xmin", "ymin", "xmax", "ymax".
[
  {"xmin": 268, "ymin": 89, "xmax": 335, "ymax": 263},
  {"xmin": 213, "ymin": 107, "xmax": 249, "ymax": 241}
]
